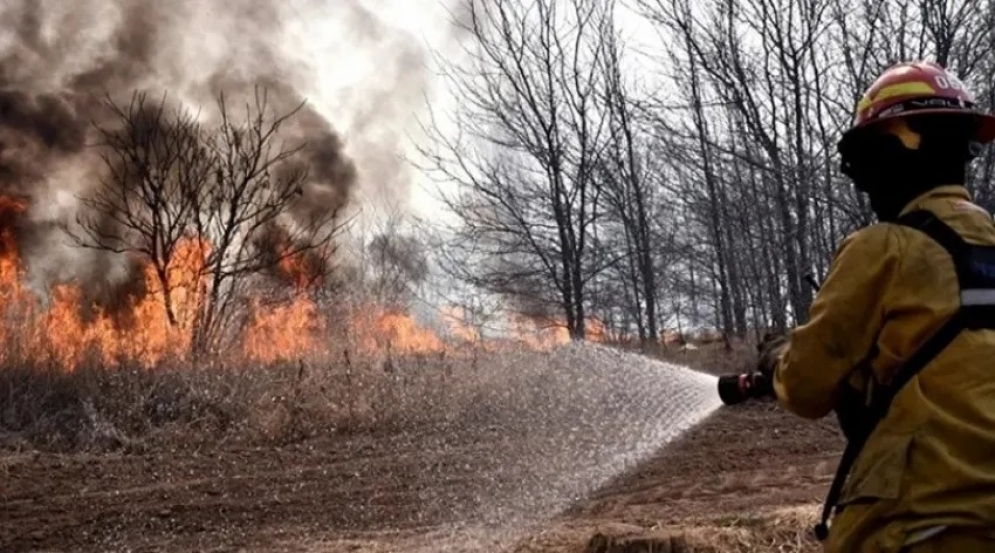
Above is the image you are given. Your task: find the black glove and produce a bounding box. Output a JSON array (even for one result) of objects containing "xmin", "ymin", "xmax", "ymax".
[{"xmin": 744, "ymin": 371, "xmax": 775, "ymax": 399}]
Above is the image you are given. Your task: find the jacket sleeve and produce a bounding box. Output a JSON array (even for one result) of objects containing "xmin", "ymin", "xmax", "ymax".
[{"xmin": 772, "ymin": 225, "xmax": 903, "ymax": 419}]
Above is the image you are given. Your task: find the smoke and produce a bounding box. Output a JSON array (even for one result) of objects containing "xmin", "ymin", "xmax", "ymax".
[{"xmin": 0, "ymin": 0, "xmax": 444, "ymax": 306}]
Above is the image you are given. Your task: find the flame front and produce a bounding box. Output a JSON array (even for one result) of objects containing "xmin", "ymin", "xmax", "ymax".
[
  {"xmin": 0, "ymin": 197, "xmax": 28, "ymax": 351},
  {"xmin": 1, "ymin": 231, "xmax": 214, "ymax": 369},
  {"xmin": 243, "ymin": 295, "xmax": 327, "ymax": 364},
  {"xmin": 0, "ymin": 197, "xmax": 605, "ymax": 370},
  {"xmin": 363, "ymin": 310, "xmax": 444, "ymax": 355}
]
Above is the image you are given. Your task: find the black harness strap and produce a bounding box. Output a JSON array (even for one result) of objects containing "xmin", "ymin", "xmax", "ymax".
[{"xmin": 814, "ymin": 209, "xmax": 995, "ymax": 541}]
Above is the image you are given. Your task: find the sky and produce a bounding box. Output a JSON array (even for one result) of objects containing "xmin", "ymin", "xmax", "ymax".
[{"xmin": 292, "ymin": 0, "xmax": 664, "ymax": 224}]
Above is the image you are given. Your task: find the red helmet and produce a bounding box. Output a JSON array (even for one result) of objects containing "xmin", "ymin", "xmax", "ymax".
[{"xmin": 847, "ymin": 61, "xmax": 995, "ymax": 143}]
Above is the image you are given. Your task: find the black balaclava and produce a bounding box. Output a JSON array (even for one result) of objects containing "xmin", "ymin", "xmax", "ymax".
[{"xmin": 838, "ymin": 114, "xmax": 979, "ymax": 222}]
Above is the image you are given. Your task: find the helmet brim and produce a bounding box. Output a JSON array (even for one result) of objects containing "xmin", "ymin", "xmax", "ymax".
[{"xmin": 844, "ymin": 109, "xmax": 995, "ymax": 144}]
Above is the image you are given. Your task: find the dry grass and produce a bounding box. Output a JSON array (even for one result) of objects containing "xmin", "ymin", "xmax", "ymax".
[
  {"xmin": 643, "ymin": 341, "xmax": 756, "ymax": 377},
  {"xmin": 0, "ymin": 347, "xmax": 497, "ymax": 453},
  {"xmin": 0, "ymin": 339, "xmax": 757, "ymax": 453},
  {"xmin": 681, "ymin": 506, "xmax": 822, "ymax": 552},
  {"xmin": 582, "ymin": 506, "xmax": 822, "ymax": 553}
]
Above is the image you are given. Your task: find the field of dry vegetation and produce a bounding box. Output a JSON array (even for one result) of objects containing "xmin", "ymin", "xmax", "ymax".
[
  {"xmin": 0, "ymin": 335, "xmax": 741, "ymax": 454},
  {"xmin": 0, "ymin": 355, "xmax": 456, "ymax": 452},
  {"xmin": 0, "ymin": 347, "xmax": 503, "ymax": 453},
  {"xmin": 2, "ymin": 341, "xmax": 844, "ymax": 553}
]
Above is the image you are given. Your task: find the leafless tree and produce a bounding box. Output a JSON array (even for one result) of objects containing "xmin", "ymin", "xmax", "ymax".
[
  {"xmin": 72, "ymin": 91, "xmax": 212, "ymax": 327},
  {"xmin": 420, "ymin": 0, "xmax": 614, "ymax": 339},
  {"xmin": 187, "ymin": 89, "xmax": 345, "ymax": 352},
  {"xmin": 365, "ymin": 221, "xmax": 430, "ymax": 311},
  {"xmin": 595, "ymin": 12, "xmax": 663, "ymax": 345},
  {"xmin": 415, "ymin": 0, "xmax": 995, "ymax": 342},
  {"xmin": 631, "ymin": 0, "xmax": 995, "ymax": 335},
  {"xmin": 71, "ymin": 88, "xmax": 347, "ymax": 356}
]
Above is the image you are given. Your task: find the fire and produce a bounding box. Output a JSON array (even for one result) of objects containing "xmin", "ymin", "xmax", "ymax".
[
  {"xmin": 506, "ymin": 314, "xmax": 610, "ymax": 349},
  {"xmin": 509, "ymin": 314, "xmax": 571, "ymax": 350},
  {"xmin": 0, "ymin": 196, "xmax": 618, "ymax": 371},
  {"xmin": 586, "ymin": 318, "xmax": 609, "ymax": 343},
  {"xmin": 243, "ymin": 295, "xmax": 327, "ymax": 363},
  {"xmin": 352, "ymin": 309, "xmax": 444, "ymax": 355},
  {"xmin": 0, "ymin": 197, "xmax": 29, "ymax": 349},
  {"xmin": 277, "ymin": 245, "xmax": 328, "ymax": 291},
  {"xmin": 125, "ymin": 237, "xmax": 211, "ymax": 361},
  {"xmin": 0, "ymin": 198, "xmax": 220, "ymax": 369},
  {"xmin": 14, "ymin": 236, "xmax": 211, "ymax": 369},
  {"xmin": 441, "ymin": 306, "xmax": 481, "ymax": 344}
]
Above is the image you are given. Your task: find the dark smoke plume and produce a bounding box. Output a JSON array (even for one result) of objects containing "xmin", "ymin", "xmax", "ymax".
[{"xmin": 0, "ymin": 0, "xmax": 368, "ymax": 309}]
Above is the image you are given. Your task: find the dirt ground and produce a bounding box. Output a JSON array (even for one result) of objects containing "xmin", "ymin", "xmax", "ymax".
[
  {"xmin": 2, "ymin": 346, "xmax": 845, "ymax": 553},
  {"xmin": 522, "ymin": 402, "xmax": 843, "ymax": 553}
]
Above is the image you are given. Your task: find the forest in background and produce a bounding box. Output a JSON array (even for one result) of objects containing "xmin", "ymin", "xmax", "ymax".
[{"xmin": 420, "ymin": 0, "xmax": 995, "ymax": 344}]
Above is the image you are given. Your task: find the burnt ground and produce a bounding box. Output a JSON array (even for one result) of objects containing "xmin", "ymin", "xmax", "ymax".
[{"xmin": 2, "ymin": 346, "xmax": 845, "ymax": 553}]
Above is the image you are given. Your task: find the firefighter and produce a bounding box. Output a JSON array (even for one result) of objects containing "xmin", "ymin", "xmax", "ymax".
[{"xmin": 759, "ymin": 61, "xmax": 995, "ymax": 552}]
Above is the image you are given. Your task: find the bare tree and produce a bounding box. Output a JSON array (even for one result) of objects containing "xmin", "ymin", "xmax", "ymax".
[
  {"xmin": 415, "ymin": 0, "xmax": 995, "ymax": 342},
  {"xmin": 188, "ymin": 89, "xmax": 346, "ymax": 353},
  {"xmin": 71, "ymin": 88, "xmax": 347, "ymax": 357},
  {"xmin": 420, "ymin": 0, "xmax": 613, "ymax": 339},
  {"xmin": 365, "ymin": 221, "xmax": 430, "ymax": 311},
  {"xmin": 596, "ymin": 12, "xmax": 662, "ymax": 345},
  {"xmin": 631, "ymin": 0, "xmax": 995, "ymax": 335},
  {"xmin": 72, "ymin": 91, "xmax": 212, "ymax": 327}
]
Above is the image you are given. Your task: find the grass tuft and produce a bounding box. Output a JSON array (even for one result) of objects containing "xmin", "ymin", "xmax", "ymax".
[{"xmin": 0, "ymin": 349, "xmax": 489, "ymax": 452}]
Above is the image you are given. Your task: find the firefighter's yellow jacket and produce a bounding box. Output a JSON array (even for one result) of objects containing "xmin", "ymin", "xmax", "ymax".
[{"xmin": 772, "ymin": 185, "xmax": 995, "ymax": 552}]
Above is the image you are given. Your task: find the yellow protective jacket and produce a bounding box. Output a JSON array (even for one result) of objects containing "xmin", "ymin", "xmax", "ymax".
[{"xmin": 772, "ymin": 185, "xmax": 995, "ymax": 552}]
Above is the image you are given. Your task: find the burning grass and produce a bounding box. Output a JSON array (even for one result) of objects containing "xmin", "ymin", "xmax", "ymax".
[
  {"xmin": 0, "ymin": 326, "xmax": 733, "ymax": 454},
  {"xmin": 0, "ymin": 190, "xmax": 584, "ymax": 452}
]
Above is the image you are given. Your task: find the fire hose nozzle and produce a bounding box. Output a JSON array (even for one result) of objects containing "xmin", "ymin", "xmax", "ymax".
[{"xmin": 717, "ymin": 372, "xmax": 773, "ymax": 405}]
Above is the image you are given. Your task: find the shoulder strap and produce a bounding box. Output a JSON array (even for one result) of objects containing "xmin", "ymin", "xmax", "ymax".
[
  {"xmin": 898, "ymin": 210, "xmax": 995, "ymax": 328},
  {"xmin": 814, "ymin": 209, "xmax": 973, "ymax": 541},
  {"xmin": 893, "ymin": 209, "xmax": 969, "ymax": 260}
]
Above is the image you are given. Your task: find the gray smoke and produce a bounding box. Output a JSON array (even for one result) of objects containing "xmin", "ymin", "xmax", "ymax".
[{"xmin": 0, "ymin": 0, "xmax": 437, "ymax": 308}]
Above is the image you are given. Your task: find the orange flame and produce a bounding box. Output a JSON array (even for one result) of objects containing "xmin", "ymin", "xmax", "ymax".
[
  {"xmin": 277, "ymin": 246, "xmax": 327, "ymax": 291},
  {"xmin": 351, "ymin": 308, "xmax": 443, "ymax": 355},
  {"xmin": 441, "ymin": 306, "xmax": 481, "ymax": 344},
  {"xmin": 0, "ymin": 197, "xmax": 617, "ymax": 370},
  {"xmin": 243, "ymin": 295, "xmax": 327, "ymax": 363}
]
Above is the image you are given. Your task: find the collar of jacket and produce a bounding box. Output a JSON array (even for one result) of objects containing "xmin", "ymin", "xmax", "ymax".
[{"xmin": 898, "ymin": 185, "xmax": 973, "ymax": 218}]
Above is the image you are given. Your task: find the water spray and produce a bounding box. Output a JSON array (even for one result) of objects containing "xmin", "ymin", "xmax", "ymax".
[{"xmin": 716, "ymin": 272, "xmax": 822, "ymax": 406}]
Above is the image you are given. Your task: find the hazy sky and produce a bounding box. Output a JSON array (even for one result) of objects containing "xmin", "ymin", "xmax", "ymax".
[{"xmin": 291, "ymin": 1, "xmax": 663, "ymax": 222}]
